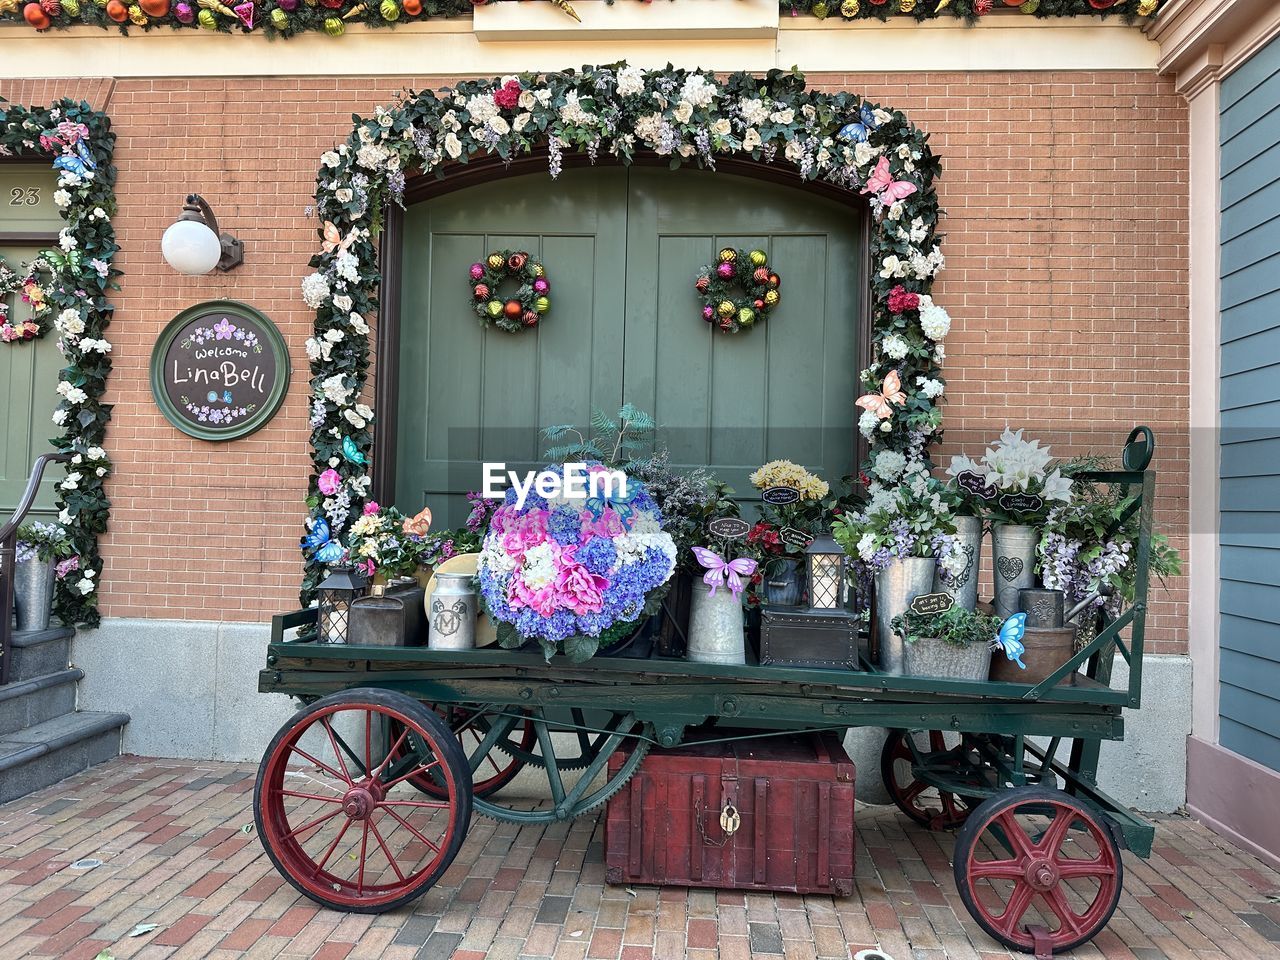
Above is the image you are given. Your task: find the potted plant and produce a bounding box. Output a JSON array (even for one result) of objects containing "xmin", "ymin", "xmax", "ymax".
[
  {"xmin": 891, "ymin": 605, "xmax": 1003, "ymax": 681},
  {"xmin": 748, "ymin": 459, "xmax": 830, "ymax": 604},
  {"xmin": 947, "ymin": 428, "xmax": 1073, "ymax": 620},
  {"xmin": 14, "ymin": 521, "xmax": 72, "ymax": 632},
  {"xmin": 832, "ymin": 462, "xmax": 962, "ymax": 676}
]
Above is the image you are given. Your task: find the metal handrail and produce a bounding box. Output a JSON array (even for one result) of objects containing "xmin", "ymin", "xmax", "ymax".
[{"xmin": 1, "ymin": 452, "xmax": 73, "ymax": 685}]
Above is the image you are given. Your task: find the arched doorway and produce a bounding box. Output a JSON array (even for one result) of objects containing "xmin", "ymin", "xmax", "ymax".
[{"xmin": 381, "ymin": 162, "xmax": 868, "ymax": 525}]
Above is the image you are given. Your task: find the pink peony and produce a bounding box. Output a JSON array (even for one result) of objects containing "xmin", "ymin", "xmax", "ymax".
[
  {"xmin": 363, "ymin": 501, "xmax": 380, "ymax": 516},
  {"xmin": 502, "ymin": 509, "xmax": 549, "ymax": 559},
  {"xmin": 581, "ymin": 507, "xmax": 624, "ymax": 540},
  {"xmin": 510, "ymin": 577, "xmax": 557, "ymax": 616},
  {"xmin": 317, "ymin": 469, "xmax": 342, "ymax": 496},
  {"xmin": 553, "ymin": 559, "xmax": 607, "ymax": 616}
]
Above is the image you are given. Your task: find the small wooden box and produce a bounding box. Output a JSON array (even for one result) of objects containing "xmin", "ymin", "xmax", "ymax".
[
  {"xmin": 604, "ymin": 733, "xmax": 855, "ymax": 896},
  {"xmin": 758, "ymin": 608, "xmax": 859, "ymax": 669}
]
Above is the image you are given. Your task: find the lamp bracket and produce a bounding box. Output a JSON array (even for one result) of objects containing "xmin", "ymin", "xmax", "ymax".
[{"xmin": 182, "ymin": 193, "xmax": 244, "ymax": 272}]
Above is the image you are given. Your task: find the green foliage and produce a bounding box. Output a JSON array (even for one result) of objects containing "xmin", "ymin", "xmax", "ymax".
[
  {"xmin": 541, "ymin": 404, "xmax": 657, "ymax": 469},
  {"xmin": 891, "ymin": 605, "xmax": 1002, "ymax": 649}
]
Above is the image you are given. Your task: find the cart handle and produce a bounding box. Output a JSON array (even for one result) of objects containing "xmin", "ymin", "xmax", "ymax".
[{"xmin": 1123, "ymin": 426, "xmax": 1154, "ymax": 472}]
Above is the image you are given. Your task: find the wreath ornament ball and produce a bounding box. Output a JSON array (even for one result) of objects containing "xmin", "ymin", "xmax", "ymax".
[
  {"xmin": 695, "ymin": 247, "xmax": 780, "ymax": 334},
  {"xmin": 469, "ymin": 249, "xmax": 550, "ymax": 333}
]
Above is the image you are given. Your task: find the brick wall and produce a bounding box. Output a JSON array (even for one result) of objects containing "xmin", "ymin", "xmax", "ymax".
[{"xmin": 0, "ymin": 71, "xmax": 1190, "ymax": 652}]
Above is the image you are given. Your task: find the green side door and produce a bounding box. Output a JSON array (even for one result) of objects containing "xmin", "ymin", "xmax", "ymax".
[
  {"xmin": 397, "ymin": 166, "xmax": 862, "ymax": 523},
  {"xmin": 1, "ymin": 166, "xmax": 64, "ymax": 521}
]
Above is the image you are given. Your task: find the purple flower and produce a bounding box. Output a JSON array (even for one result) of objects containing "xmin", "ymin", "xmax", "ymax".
[{"xmin": 213, "ymin": 318, "xmax": 236, "ymax": 340}]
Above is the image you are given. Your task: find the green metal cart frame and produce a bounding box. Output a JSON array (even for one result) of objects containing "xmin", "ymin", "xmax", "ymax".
[{"xmin": 253, "ymin": 427, "xmax": 1161, "ymax": 956}]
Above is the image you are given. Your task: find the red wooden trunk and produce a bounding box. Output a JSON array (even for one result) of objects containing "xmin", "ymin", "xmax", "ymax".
[{"xmin": 603, "ymin": 733, "xmax": 855, "ymax": 896}]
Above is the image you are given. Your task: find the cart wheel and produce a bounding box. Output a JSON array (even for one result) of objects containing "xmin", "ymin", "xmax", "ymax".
[
  {"xmin": 881, "ymin": 729, "xmax": 981, "ymax": 830},
  {"xmin": 494, "ymin": 706, "xmax": 634, "ymax": 771},
  {"xmin": 953, "ymin": 785, "xmax": 1123, "ymax": 954},
  {"xmin": 389, "ymin": 706, "xmax": 535, "ymax": 800},
  {"xmin": 254, "ymin": 688, "xmax": 472, "ymax": 913}
]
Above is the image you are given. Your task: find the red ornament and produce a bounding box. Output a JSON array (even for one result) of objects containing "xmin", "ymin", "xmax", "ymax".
[
  {"xmin": 319, "ymin": 0, "xmax": 342, "ymax": 7},
  {"xmin": 40, "ymin": 0, "xmax": 60, "ymax": 14},
  {"xmin": 754, "ymin": 299, "xmax": 765, "ymax": 310},
  {"xmin": 752, "ymin": 267, "xmax": 769, "ymax": 284},
  {"xmin": 718, "ymin": 317, "xmax": 734, "ymax": 331},
  {"xmin": 473, "ymin": 284, "xmax": 489, "ymax": 301},
  {"xmin": 975, "ymin": 0, "xmax": 993, "ymax": 11},
  {"xmin": 503, "ymin": 300, "xmax": 522, "ymax": 319},
  {"xmin": 507, "ymin": 251, "xmax": 528, "ymax": 271},
  {"xmin": 1086, "ymin": 0, "xmax": 1118, "ymax": 6},
  {"xmin": 767, "ymin": 273, "xmax": 781, "ymax": 288},
  {"xmin": 869, "ymin": 0, "xmax": 886, "ymax": 4},
  {"xmin": 695, "ymin": 276, "xmax": 710, "ymax": 293},
  {"xmin": 522, "ymin": 310, "xmax": 538, "ymax": 327}
]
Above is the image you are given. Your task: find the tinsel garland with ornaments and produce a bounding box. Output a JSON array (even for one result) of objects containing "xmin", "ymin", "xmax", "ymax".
[{"xmin": 1, "ymin": 0, "xmax": 1166, "ymax": 37}]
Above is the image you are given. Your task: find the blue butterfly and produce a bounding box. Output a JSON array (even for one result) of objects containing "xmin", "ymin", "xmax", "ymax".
[
  {"xmin": 585, "ymin": 483, "xmax": 638, "ymax": 530},
  {"xmin": 52, "ymin": 141, "xmax": 96, "ymax": 179},
  {"xmin": 223, "ymin": 391, "xmax": 233, "ymax": 404},
  {"xmin": 342, "ymin": 436, "xmax": 367, "ymax": 466},
  {"xmin": 993, "ymin": 613, "xmax": 1028, "ymax": 670},
  {"xmin": 837, "ymin": 103, "xmax": 880, "ymax": 144},
  {"xmin": 301, "ymin": 517, "xmax": 346, "ymax": 564}
]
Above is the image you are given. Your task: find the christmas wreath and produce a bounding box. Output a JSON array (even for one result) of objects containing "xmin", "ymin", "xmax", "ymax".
[
  {"xmin": 469, "ymin": 249, "xmax": 550, "ymax": 333},
  {"xmin": 695, "ymin": 248, "xmax": 780, "ymax": 334}
]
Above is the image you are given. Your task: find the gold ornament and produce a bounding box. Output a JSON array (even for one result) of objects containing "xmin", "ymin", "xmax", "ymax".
[
  {"xmin": 1136, "ymin": 0, "xmax": 1156, "ymax": 13},
  {"xmin": 763, "ymin": 289, "xmax": 780, "ymax": 307},
  {"xmin": 737, "ymin": 307, "xmax": 755, "ymax": 327},
  {"xmin": 718, "ymin": 248, "xmax": 737, "ymax": 264},
  {"xmin": 812, "ymin": 0, "xmax": 828, "ymax": 17},
  {"xmin": 127, "ymin": 2, "xmax": 145, "ymax": 21},
  {"xmin": 535, "ymin": 296, "xmax": 551, "ymax": 314},
  {"xmin": 342, "ymin": 3, "xmax": 364, "ymax": 17},
  {"xmin": 323, "ymin": 14, "xmax": 342, "ymax": 32},
  {"xmin": 379, "ymin": 0, "xmax": 397, "ymax": 18},
  {"xmin": 196, "ymin": 6, "xmax": 215, "ymax": 26},
  {"xmin": 549, "ymin": 0, "xmax": 579, "ymax": 20},
  {"xmin": 0, "ymin": 0, "xmax": 19, "ymax": 12},
  {"xmin": 269, "ymin": 5, "xmax": 285, "ymax": 23},
  {"xmin": 898, "ymin": 0, "xmax": 915, "ymax": 10},
  {"xmin": 748, "ymin": 249, "xmax": 767, "ymax": 266},
  {"xmin": 531, "ymin": 263, "xmax": 545, "ymax": 278},
  {"xmin": 839, "ymin": 0, "xmax": 857, "ymax": 16},
  {"xmin": 486, "ymin": 253, "xmax": 506, "ymax": 270},
  {"xmin": 486, "ymin": 300, "xmax": 503, "ymax": 318},
  {"xmin": 62, "ymin": 0, "xmax": 79, "ymax": 13},
  {"xmin": 717, "ymin": 300, "xmax": 735, "ymax": 318}
]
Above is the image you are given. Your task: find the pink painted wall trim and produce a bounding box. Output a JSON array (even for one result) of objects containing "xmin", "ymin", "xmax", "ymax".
[{"xmin": 1186, "ymin": 735, "xmax": 1280, "ymax": 872}]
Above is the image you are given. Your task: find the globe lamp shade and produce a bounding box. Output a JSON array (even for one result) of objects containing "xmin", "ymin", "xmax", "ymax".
[{"xmin": 162, "ymin": 217, "xmax": 223, "ymax": 275}]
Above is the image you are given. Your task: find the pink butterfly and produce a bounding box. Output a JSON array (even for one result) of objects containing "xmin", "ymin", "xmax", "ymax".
[
  {"xmin": 856, "ymin": 370, "xmax": 906, "ymax": 421},
  {"xmin": 322, "ymin": 221, "xmax": 359, "ymax": 256},
  {"xmin": 860, "ymin": 157, "xmax": 917, "ymax": 204},
  {"xmin": 692, "ymin": 547, "xmax": 758, "ymax": 600}
]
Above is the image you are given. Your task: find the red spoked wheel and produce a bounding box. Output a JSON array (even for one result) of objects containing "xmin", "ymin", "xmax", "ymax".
[
  {"xmin": 390, "ymin": 706, "xmax": 535, "ymax": 800},
  {"xmin": 881, "ymin": 729, "xmax": 983, "ymax": 830},
  {"xmin": 953, "ymin": 786, "xmax": 1123, "ymax": 954},
  {"xmin": 254, "ymin": 688, "xmax": 472, "ymax": 913}
]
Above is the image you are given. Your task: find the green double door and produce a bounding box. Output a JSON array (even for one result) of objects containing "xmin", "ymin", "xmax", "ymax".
[{"xmin": 397, "ymin": 166, "xmax": 863, "ymax": 526}]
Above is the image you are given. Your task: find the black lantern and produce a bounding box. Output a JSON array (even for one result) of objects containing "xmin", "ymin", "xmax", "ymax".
[
  {"xmin": 317, "ymin": 566, "xmax": 369, "ymax": 644},
  {"xmin": 804, "ymin": 531, "xmax": 847, "ymax": 611}
]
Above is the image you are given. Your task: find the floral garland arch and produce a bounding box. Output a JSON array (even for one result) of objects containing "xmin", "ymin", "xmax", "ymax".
[
  {"xmin": 299, "ymin": 64, "xmax": 949, "ymax": 602},
  {"xmin": 0, "ymin": 98, "xmax": 119, "ymax": 627}
]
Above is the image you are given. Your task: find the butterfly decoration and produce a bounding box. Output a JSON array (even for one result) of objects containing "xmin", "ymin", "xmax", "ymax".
[
  {"xmin": 860, "ymin": 156, "xmax": 917, "ymax": 205},
  {"xmin": 222, "ymin": 391, "xmax": 234, "ymax": 404},
  {"xmin": 52, "ymin": 141, "xmax": 97, "ymax": 180},
  {"xmin": 856, "ymin": 370, "xmax": 906, "ymax": 421},
  {"xmin": 301, "ymin": 517, "xmax": 346, "ymax": 564},
  {"xmin": 992, "ymin": 613, "xmax": 1028, "ymax": 670},
  {"xmin": 585, "ymin": 484, "xmax": 638, "ymax": 530},
  {"xmin": 837, "ymin": 103, "xmax": 880, "ymax": 144},
  {"xmin": 692, "ymin": 547, "xmax": 758, "ymax": 600},
  {"xmin": 342, "ymin": 436, "xmax": 367, "ymax": 466},
  {"xmin": 321, "ymin": 221, "xmax": 359, "ymax": 257},
  {"xmin": 402, "ymin": 506, "xmax": 432, "ymax": 538}
]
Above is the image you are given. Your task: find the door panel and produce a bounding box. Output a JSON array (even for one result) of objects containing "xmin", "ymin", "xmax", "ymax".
[
  {"xmin": 397, "ymin": 168, "xmax": 628, "ymax": 527},
  {"xmin": 0, "ymin": 242, "xmax": 63, "ymax": 520},
  {"xmin": 623, "ymin": 168, "xmax": 862, "ymax": 507}
]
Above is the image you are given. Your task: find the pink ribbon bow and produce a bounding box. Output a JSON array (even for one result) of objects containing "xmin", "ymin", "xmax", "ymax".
[{"xmin": 692, "ymin": 547, "xmax": 758, "ymax": 599}]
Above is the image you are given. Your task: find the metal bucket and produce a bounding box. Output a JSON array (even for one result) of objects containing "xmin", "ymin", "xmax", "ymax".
[
  {"xmin": 763, "ymin": 558, "xmax": 804, "ymax": 607},
  {"xmin": 14, "ymin": 558, "xmax": 56, "ymax": 632},
  {"xmin": 687, "ymin": 587, "xmax": 746, "ymax": 665},
  {"xmin": 428, "ymin": 572, "xmax": 477, "ymax": 651},
  {"xmin": 934, "ymin": 513, "xmax": 982, "ymax": 611},
  {"xmin": 991, "ymin": 523, "xmax": 1038, "ymax": 620},
  {"xmin": 904, "ymin": 636, "xmax": 992, "ymax": 682},
  {"xmin": 990, "ymin": 625, "xmax": 1078, "ymax": 685},
  {"xmin": 875, "ymin": 556, "xmax": 936, "ymax": 676}
]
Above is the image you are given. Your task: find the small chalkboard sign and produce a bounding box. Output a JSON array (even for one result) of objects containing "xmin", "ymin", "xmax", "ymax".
[
  {"xmin": 998, "ymin": 492, "xmax": 1045, "ymax": 515},
  {"xmin": 762, "ymin": 486, "xmax": 801, "ymax": 506},
  {"xmin": 707, "ymin": 517, "xmax": 751, "ymax": 540},
  {"xmin": 780, "ymin": 526, "xmax": 813, "ymax": 549},
  {"xmin": 955, "ymin": 470, "xmax": 997, "ymax": 501},
  {"xmin": 150, "ymin": 301, "xmax": 289, "ymax": 442},
  {"xmin": 908, "ymin": 592, "xmax": 955, "ymax": 617}
]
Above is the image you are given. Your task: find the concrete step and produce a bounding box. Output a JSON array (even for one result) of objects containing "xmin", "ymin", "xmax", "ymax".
[
  {"xmin": 8, "ymin": 627, "xmax": 74, "ymax": 683},
  {"xmin": 0, "ymin": 667, "xmax": 83, "ymax": 736},
  {"xmin": 0, "ymin": 711, "xmax": 129, "ymax": 805}
]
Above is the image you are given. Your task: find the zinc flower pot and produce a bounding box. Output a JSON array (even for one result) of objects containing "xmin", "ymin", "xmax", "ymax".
[
  {"xmin": 904, "ymin": 636, "xmax": 992, "ymax": 682},
  {"xmin": 687, "ymin": 587, "xmax": 746, "ymax": 665},
  {"xmin": 934, "ymin": 513, "xmax": 982, "ymax": 611},
  {"xmin": 991, "ymin": 523, "xmax": 1038, "ymax": 621},
  {"xmin": 14, "ymin": 557, "xmax": 56, "ymax": 632},
  {"xmin": 875, "ymin": 556, "xmax": 936, "ymax": 676}
]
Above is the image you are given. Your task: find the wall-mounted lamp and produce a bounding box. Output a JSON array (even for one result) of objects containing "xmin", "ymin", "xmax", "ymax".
[{"xmin": 161, "ymin": 194, "xmax": 244, "ymax": 275}]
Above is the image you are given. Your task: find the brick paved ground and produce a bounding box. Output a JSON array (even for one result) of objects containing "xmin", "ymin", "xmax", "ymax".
[{"xmin": 2, "ymin": 756, "xmax": 1279, "ymax": 960}]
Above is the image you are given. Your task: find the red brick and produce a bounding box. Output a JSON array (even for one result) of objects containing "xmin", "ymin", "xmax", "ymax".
[
  {"xmin": 219, "ymin": 917, "xmax": 274, "ymax": 951},
  {"xmin": 152, "ymin": 913, "xmax": 214, "ymax": 947}
]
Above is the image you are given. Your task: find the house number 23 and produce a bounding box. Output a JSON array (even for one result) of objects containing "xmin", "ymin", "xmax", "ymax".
[{"xmin": 8, "ymin": 187, "xmax": 41, "ymax": 206}]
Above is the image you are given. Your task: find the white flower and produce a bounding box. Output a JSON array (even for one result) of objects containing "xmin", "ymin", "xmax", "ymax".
[
  {"xmin": 333, "ymin": 294, "xmax": 353, "ymax": 312},
  {"xmin": 57, "ymin": 381, "xmax": 88, "ymax": 405},
  {"xmin": 79, "ymin": 338, "xmax": 111, "ymax": 354},
  {"xmin": 321, "ymin": 150, "xmax": 341, "ymax": 168},
  {"xmin": 56, "ymin": 309, "xmax": 85, "ymax": 335},
  {"xmin": 329, "ymin": 457, "xmax": 340, "ymax": 468},
  {"xmin": 873, "ymin": 450, "xmax": 906, "ymax": 482},
  {"xmin": 76, "ymin": 577, "xmax": 94, "ymax": 596},
  {"xmin": 335, "ymin": 252, "xmax": 359, "ymax": 283},
  {"xmin": 769, "ymin": 107, "xmax": 794, "ymax": 125},
  {"xmin": 616, "ymin": 65, "xmax": 646, "ymax": 97},
  {"xmin": 61, "ymin": 472, "xmax": 81, "ymax": 490},
  {"xmin": 301, "ymin": 272, "xmax": 331, "ymax": 309},
  {"xmin": 89, "ymin": 258, "xmax": 109, "ymax": 278},
  {"xmin": 513, "ymin": 112, "xmax": 532, "ymax": 133},
  {"xmin": 887, "ymin": 202, "xmax": 905, "ymax": 221},
  {"xmin": 92, "ymin": 207, "xmax": 107, "ymax": 221},
  {"xmin": 898, "ymin": 143, "xmax": 913, "ymax": 160},
  {"xmin": 304, "ymin": 338, "xmax": 326, "ymax": 362},
  {"xmin": 784, "ymin": 140, "xmax": 804, "ymax": 162},
  {"xmin": 882, "ymin": 334, "xmax": 909, "ymax": 360},
  {"xmin": 711, "ymin": 118, "xmax": 732, "ymax": 138},
  {"xmin": 739, "ymin": 98, "xmax": 771, "ymax": 126},
  {"xmin": 51, "ymin": 410, "xmax": 68, "ymax": 426},
  {"xmin": 96, "ymin": 467, "xmax": 106, "ymax": 477},
  {"xmin": 334, "ymin": 188, "xmax": 354, "ymax": 204},
  {"xmin": 466, "ymin": 93, "xmax": 500, "ymax": 125},
  {"xmin": 58, "ymin": 508, "xmax": 73, "ymax": 524},
  {"xmin": 853, "ymin": 141, "xmax": 879, "ymax": 167},
  {"xmin": 87, "ymin": 446, "xmax": 106, "ymax": 461},
  {"xmin": 444, "ymin": 132, "xmax": 463, "ymax": 160},
  {"xmin": 909, "ymin": 217, "xmax": 929, "ymax": 244},
  {"xmin": 879, "ymin": 421, "xmax": 892, "ymax": 433},
  {"xmin": 59, "ymin": 230, "xmax": 76, "ymax": 252},
  {"xmin": 355, "ymin": 403, "xmax": 374, "ymax": 420},
  {"xmin": 873, "ymin": 108, "xmax": 894, "ymax": 126},
  {"xmin": 356, "ymin": 142, "xmax": 388, "ymax": 170},
  {"xmin": 560, "ymin": 91, "xmax": 596, "ymax": 127},
  {"xmin": 918, "ymin": 378, "xmax": 945, "ymax": 399},
  {"xmin": 53, "ymin": 189, "xmax": 72, "ymax": 208},
  {"xmin": 859, "ymin": 409, "xmax": 880, "ymax": 439},
  {"xmin": 321, "ymin": 375, "xmax": 352, "ymax": 405},
  {"xmin": 879, "ymin": 255, "xmax": 906, "ymax": 279},
  {"xmin": 344, "ymin": 409, "xmax": 367, "ymax": 429},
  {"xmin": 742, "ymin": 128, "xmax": 762, "ymax": 152},
  {"xmin": 350, "ymin": 312, "xmax": 369, "ymax": 335},
  {"xmin": 324, "ymin": 328, "xmax": 345, "ymax": 343},
  {"xmin": 1042, "ymin": 469, "xmax": 1073, "ymax": 503},
  {"xmin": 856, "ymin": 533, "xmax": 877, "ymax": 561},
  {"xmin": 58, "ymin": 171, "xmax": 82, "ymax": 188},
  {"xmin": 918, "ymin": 295, "xmax": 951, "ymax": 340},
  {"xmin": 672, "ymin": 101, "xmax": 693, "ymax": 125},
  {"xmin": 935, "ymin": 343, "xmax": 946, "ymax": 362},
  {"xmin": 518, "ymin": 90, "xmax": 537, "ymax": 111},
  {"xmin": 488, "ymin": 115, "xmax": 510, "ymax": 136},
  {"xmin": 678, "ymin": 144, "xmax": 696, "ymax": 158},
  {"xmin": 910, "ymin": 251, "xmax": 934, "ymax": 280},
  {"xmin": 678, "ymin": 74, "xmax": 718, "ymax": 108}
]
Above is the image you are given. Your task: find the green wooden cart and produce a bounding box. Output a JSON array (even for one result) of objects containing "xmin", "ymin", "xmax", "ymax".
[{"xmin": 254, "ymin": 428, "xmax": 1160, "ymax": 956}]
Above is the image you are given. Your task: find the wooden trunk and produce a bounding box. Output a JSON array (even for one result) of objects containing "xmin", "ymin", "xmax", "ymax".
[{"xmin": 603, "ymin": 732, "xmax": 856, "ymax": 896}]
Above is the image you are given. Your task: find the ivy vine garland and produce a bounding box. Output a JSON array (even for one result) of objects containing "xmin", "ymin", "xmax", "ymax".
[
  {"xmin": 0, "ymin": 99, "xmax": 121, "ymax": 628},
  {"xmin": 469, "ymin": 250, "xmax": 550, "ymax": 333},
  {"xmin": 695, "ymin": 247, "xmax": 780, "ymax": 334},
  {"xmin": 300, "ymin": 64, "xmax": 950, "ymax": 606}
]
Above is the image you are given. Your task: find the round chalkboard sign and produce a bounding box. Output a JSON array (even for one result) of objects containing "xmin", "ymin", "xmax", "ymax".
[{"xmin": 150, "ymin": 301, "xmax": 290, "ymax": 441}]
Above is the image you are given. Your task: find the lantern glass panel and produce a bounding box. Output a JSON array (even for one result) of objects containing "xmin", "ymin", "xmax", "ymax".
[
  {"xmin": 808, "ymin": 554, "xmax": 842, "ymax": 609},
  {"xmin": 319, "ymin": 589, "xmax": 352, "ymax": 644}
]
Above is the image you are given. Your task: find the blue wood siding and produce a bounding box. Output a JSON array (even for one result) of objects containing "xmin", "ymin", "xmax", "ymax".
[{"xmin": 1220, "ymin": 33, "xmax": 1280, "ymax": 774}]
